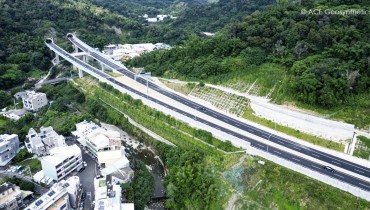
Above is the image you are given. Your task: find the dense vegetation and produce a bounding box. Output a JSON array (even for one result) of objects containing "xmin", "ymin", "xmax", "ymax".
[
  {"xmin": 127, "ymin": 1, "xmax": 370, "ymax": 127},
  {"xmin": 0, "ymin": 82, "xmax": 92, "ymax": 141},
  {"xmin": 0, "ymin": 177, "xmax": 35, "ymax": 191},
  {"xmin": 121, "ymin": 160, "xmax": 154, "ymax": 210},
  {"xmin": 171, "ymin": 0, "xmax": 275, "ymax": 32},
  {"xmin": 0, "ymin": 0, "xmax": 133, "ymax": 91}
]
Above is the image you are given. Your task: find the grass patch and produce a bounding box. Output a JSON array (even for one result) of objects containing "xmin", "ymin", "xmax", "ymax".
[
  {"xmin": 106, "ymin": 71, "xmax": 123, "ymax": 77},
  {"xmin": 99, "ymin": 180, "xmax": 106, "ymax": 187},
  {"xmin": 209, "ymin": 63, "xmax": 286, "ymax": 96},
  {"xmin": 159, "ymin": 79, "xmax": 195, "ymax": 95},
  {"xmin": 242, "ymin": 108, "xmax": 344, "ymax": 151},
  {"xmin": 353, "ymin": 136, "xmax": 370, "ymax": 160},
  {"xmin": 222, "ymin": 155, "xmax": 370, "ymax": 209},
  {"xmin": 18, "ymin": 158, "xmax": 42, "ymax": 174},
  {"xmin": 0, "ymin": 117, "xmax": 7, "ymax": 128}
]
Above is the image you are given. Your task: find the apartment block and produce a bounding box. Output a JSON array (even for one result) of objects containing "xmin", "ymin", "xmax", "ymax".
[
  {"xmin": 0, "ymin": 182, "xmax": 23, "ymax": 210},
  {"xmin": 26, "ymin": 176, "xmax": 80, "ymax": 210},
  {"xmin": 22, "ymin": 91, "xmax": 48, "ymax": 112},
  {"xmin": 41, "ymin": 145, "xmax": 82, "ymax": 181},
  {"xmin": 0, "ymin": 134, "xmax": 19, "ymax": 166}
]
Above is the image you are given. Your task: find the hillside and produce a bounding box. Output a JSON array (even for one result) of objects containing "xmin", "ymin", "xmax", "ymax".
[
  {"xmin": 0, "ymin": 0, "xmax": 133, "ymax": 93},
  {"xmin": 126, "ymin": 1, "xmax": 370, "ymax": 128}
]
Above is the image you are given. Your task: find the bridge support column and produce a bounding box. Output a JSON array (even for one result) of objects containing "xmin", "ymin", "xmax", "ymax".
[
  {"xmin": 78, "ymin": 69, "xmax": 84, "ymax": 78},
  {"xmin": 74, "ymin": 44, "xmax": 79, "ymax": 53},
  {"xmin": 55, "ymin": 54, "xmax": 60, "ymax": 63},
  {"xmin": 82, "ymin": 55, "xmax": 88, "ymax": 63},
  {"xmin": 100, "ymin": 62, "xmax": 106, "ymax": 72}
]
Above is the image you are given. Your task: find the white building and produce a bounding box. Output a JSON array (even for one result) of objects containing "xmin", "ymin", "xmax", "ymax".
[
  {"xmin": 26, "ymin": 176, "xmax": 80, "ymax": 210},
  {"xmin": 103, "ymin": 43, "xmax": 171, "ymax": 61},
  {"xmin": 40, "ymin": 145, "xmax": 83, "ymax": 181},
  {"xmin": 22, "ymin": 91, "xmax": 48, "ymax": 112},
  {"xmin": 26, "ymin": 127, "xmax": 66, "ymax": 156},
  {"xmin": 73, "ymin": 121, "xmax": 124, "ymax": 168},
  {"xmin": 1, "ymin": 109, "xmax": 28, "ymax": 121},
  {"xmin": 0, "ymin": 182, "xmax": 23, "ymax": 210},
  {"xmin": 0, "ymin": 134, "xmax": 19, "ymax": 166},
  {"xmin": 94, "ymin": 176, "xmax": 134, "ymax": 210}
]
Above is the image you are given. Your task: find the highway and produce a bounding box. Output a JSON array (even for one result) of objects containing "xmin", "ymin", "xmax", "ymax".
[
  {"xmin": 45, "ymin": 38, "xmax": 370, "ymax": 192},
  {"xmin": 66, "ymin": 34, "xmax": 370, "ymax": 180}
]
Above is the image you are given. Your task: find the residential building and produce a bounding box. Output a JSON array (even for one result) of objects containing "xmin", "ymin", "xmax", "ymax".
[
  {"xmin": 94, "ymin": 175, "xmax": 134, "ymax": 210},
  {"xmin": 0, "ymin": 134, "xmax": 19, "ymax": 166},
  {"xmin": 73, "ymin": 121, "xmax": 125, "ymax": 168},
  {"xmin": 22, "ymin": 91, "xmax": 48, "ymax": 112},
  {"xmin": 26, "ymin": 127, "xmax": 66, "ymax": 156},
  {"xmin": 144, "ymin": 14, "xmax": 176, "ymax": 23},
  {"xmin": 0, "ymin": 182, "xmax": 23, "ymax": 210},
  {"xmin": 1, "ymin": 109, "xmax": 28, "ymax": 121},
  {"xmin": 72, "ymin": 120, "xmax": 99, "ymax": 146},
  {"xmin": 102, "ymin": 43, "xmax": 171, "ymax": 61},
  {"xmin": 26, "ymin": 176, "xmax": 80, "ymax": 210},
  {"xmin": 40, "ymin": 145, "xmax": 83, "ymax": 181}
]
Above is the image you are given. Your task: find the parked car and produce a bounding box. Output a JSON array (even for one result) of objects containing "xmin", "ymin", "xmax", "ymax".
[
  {"xmin": 81, "ymin": 192, "xmax": 86, "ymax": 201},
  {"xmin": 83, "ymin": 161, "xmax": 87, "ymax": 167},
  {"xmin": 78, "ymin": 167, "xmax": 85, "ymax": 173}
]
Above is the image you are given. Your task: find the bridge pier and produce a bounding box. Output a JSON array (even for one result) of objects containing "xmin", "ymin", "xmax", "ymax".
[
  {"xmin": 99, "ymin": 62, "xmax": 107, "ymax": 72},
  {"xmin": 52, "ymin": 55, "xmax": 60, "ymax": 65},
  {"xmin": 73, "ymin": 44, "xmax": 79, "ymax": 53},
  {"xmin": 78, "ymin": 68, "xmax": 84, "ymax": 78}
]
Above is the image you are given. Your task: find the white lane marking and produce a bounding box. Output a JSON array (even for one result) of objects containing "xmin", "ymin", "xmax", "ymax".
[
  {"xmin": 292, "ymin": 157, "xmax": 300, "ymax": 162},
  {"xmin": 334, "ymin": 174, "xmax": 344, "ymax": 179},
  {"xmin": 310, "ymin": 151, "xmax": 370, "ymax": 173},
  {"xmin": 358, "ymin": 182, "xmax": 369, "ymax": 188},
  {"xmin": 311, "ymin": 165, "xmax": 321, "ymax": 169},
  {"xmin": 354, "ymin": 169, "xmax": 365, "ymax": 174},
  {"xmin": 294, "ymin": 146, "xmax": 301, "ymax": 151},
  {"xmin": 331, "ymin": 160, "xmax": 341, "ymax": 165},
  {"xmin": 311, "ymin": 153, "xmax": 320, "ymax": 158},
  {"xmin": 273, "ymin": 150, "xmax": 282, "ymax": 155},
  {"xmin": 257, "ymin": 143, "xmax": 264, "ymax": 148}
]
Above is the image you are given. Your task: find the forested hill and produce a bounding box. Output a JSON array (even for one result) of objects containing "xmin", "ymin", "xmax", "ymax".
[
  {"xmin": 0, "ymin": 0, "xmax": 130, "ymax": 90},
  {"xmin": 86, "ymin": 0, "xmax": 207, "ymax": 18},
  {"xmin": 126, "ymin": 1, "xmax": 370, "ymax": 126},
  {"xmin": 171, "ymin": 0, "xmax": 276, "ymax": 32}
]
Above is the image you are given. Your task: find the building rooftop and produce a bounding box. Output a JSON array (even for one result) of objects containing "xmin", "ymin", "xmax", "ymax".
[
  {"xmin": 0, "ymin": 182, "xmax": 14, "ymax": 194},
  {"xmin": 0, "ymin": 182, "xmax": 22, "ymax": 206},
  {"xmin": 0, "ymin": 134, "xmax": 18, "ymax": 145},
  {"xmin": 42, "ymin": 145, "xmax": 81, "ymax": 165},
  {"xmin": 24, "ymin": 91, "xmax": 46, "ymax": 100},
  {"xmin": 26, "ymin": 177, "xmax": 79, "ymax": 210}
]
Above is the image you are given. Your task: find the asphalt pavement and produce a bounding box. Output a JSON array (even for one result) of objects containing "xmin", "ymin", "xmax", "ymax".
[{"xmin": 66, "ymin": 137, "xmax": 97, "ymax": 210}]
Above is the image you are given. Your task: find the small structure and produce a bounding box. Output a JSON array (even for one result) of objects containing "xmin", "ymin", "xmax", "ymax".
[
  {"xmin": 22, "ymin": 91, "xmax": 48, "ymax": 112},
  {"xmin": 94, "ymin": 175, "xmax": 134, "ymax": 210},
  {"xmin": 102, "ymin": 43, "xmax": 171, "ymax": 61},
  {"xmin": 1, "ymin": 109, "xmax": 28, "ymax": 121},
  {"xmin": 26, "ymin": 176, "xmax": 80, "ymax": 210},
  {"xmin": 144, "ymin": 14, "xmax": 176, "ymax": 23},
  {"xmin": 25, "ymin": 127, "xmax": 66, "ymax": 156},
  {"xmin": 13, "ymin": 91, "xmax": 27, "ymax": 100},
  {"xmin": 0, "ymin": 134, "xmax": 19, "ymax": 166},
  {"xmin": 73, "ymin": 121, "xmax": 126, "ymax": 168},
  {"xmin": 40, "ymin": 145, "xmax": 83, "ymax": 181},
  {"xmin": 0, "ymin": 182, "xmax": 23, "ymax": 210}
]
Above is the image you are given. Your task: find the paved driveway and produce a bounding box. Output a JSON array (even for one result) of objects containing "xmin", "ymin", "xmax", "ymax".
[{"xmin": 66, "ymin": 137, "xmax": 98, "ymax": 210}]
